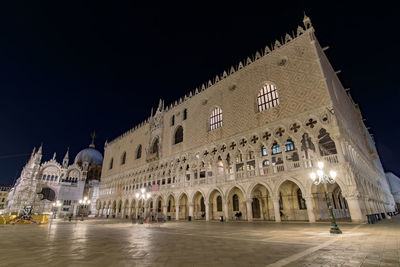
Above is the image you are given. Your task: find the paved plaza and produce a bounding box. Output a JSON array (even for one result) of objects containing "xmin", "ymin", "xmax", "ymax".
[{"xmin": 0, "ymin": 217, "xmax": 399, "ymax": 267}]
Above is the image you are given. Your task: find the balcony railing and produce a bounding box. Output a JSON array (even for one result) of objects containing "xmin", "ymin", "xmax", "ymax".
[{"xmin": 109, "ymin": 154, "xmax": 340, "ymax": 196}]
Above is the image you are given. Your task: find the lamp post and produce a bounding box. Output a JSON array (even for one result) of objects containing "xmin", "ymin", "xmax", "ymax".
[
  {"xmin": 78, "ymin": 197, "xmax": 91, "ymax": 221},
  {"xmin": 52, "ymin": 200, "xmax": 62, "ymax": 219},
  {"xmin": 135, "ymin": 188, "xmax": 151, "ymax": 224},
  {"xmin": 310, "ymin": 161, "xmax": 342, "ymax": 234}
]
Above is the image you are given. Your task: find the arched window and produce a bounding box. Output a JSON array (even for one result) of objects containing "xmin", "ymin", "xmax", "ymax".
[
  {"xmin": 285, "ymin": 139, "xmax": 295, "ymax": 152},
  {"xmin": 318, "ymin": 128, "xmax": 337, "ymax": 156},
  {"xmin": 171, "ymin": 115, "xmax": 175, "ymax": 126},
  {"xmin": 216, "ymin": 196, "xmax": 222, "ymax": 212},
  {"xmin": 210, "ymin": 107, "xmax": 222, "ymax": 130},
  {"xmin": 261, "ymin": 145, "xmax": 268, "ymax": 156},
  {"xmin": 272, "ymin": 142, "xmax": 282, "ymax": 155},
  {"xmin": 136, "ymin": 145, "xmax": 142, "ymax": 159},
  {"xmin": 109, "ymin": 158, "xmax": 114, "ymax": 169},
  {"xmin": 174, "ymin": 126, "xmax": 183, "ymax": 144},
  {"xmin": 121, "ymin": 152, "xmax": 126, "ymax": 165},
  {"xmin": 151, "ymin": 138, "xmax": 159, "ymax": 155},
  {"xmin": 183, "ymin": 108, "xmax": 187, "ymax": 120},
  {"xmin": 257, "ymin": 83, "xmax": 279, "ymax": 112},
  {"xmin": 297, "ymin": 189, "xmax": 307, "ymax": 210},
  {"xmin": 232, "ymin": 194, "xmax": 239, "ymax": 211}
]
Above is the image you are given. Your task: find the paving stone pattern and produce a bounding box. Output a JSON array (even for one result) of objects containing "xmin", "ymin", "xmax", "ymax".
[{"xmin": 0, "ymin": 217, "xmax": 399, "ymax": 267}]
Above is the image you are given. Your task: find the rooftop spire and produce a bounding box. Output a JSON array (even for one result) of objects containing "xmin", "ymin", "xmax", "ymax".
[
  {"xmin": 63, "ymin": 147, "xmax": 69, "ymax": 159},
  {"xmin": 303, "ymin": 12, "xmax": 312, "ymax": 29},
  {"xmin": 89, "ymin": 131, "xmax": 96, "ymax": 148},
  {"xmin": 30, "ymin": 147, "xmax": 36, "ymax": 159},
  {"xmin": 37, "ymin": 143, "xmax": 43, "ymax": 154}
]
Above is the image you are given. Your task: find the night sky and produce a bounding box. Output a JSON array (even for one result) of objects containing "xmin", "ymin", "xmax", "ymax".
[{"xmin": 1, "ymin": 2, "xmax": 399, "ymax": 185}]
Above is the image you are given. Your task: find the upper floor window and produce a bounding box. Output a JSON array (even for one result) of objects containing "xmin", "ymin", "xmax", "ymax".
[
  {"xmin": 210, "ymin": 107, "xmax": 222, "ymax": 131},
  {"xmin": 183, "ymin": 109, "xmax": 187, "ymax": 120},
  {"xmin": 121, "ymin": 152, "xmax": 126, "ymax": 165},
  {"xmin": 171, "ymin": 115, "xmax": 175, "ymax": 126},
  {"xmin": 136, "ymin": 145, "xmax": 142, "ymax": 159},
  {"xmin": 151, "ymin": 138, "xmax": 159, "ymax": 155},
  {"xmin": 174, "ymin": 126, "xmax": 183, "ymax": 144},
  {"xmin": 109, "ymin": 158, "xmax": 114, "ymax": 169},
  {"xmin": 272, "ymin": 142, "xmax": 281, "ymax": 155},
  {"xmin": 285, "ymin": 139, "xmax": 295, "ymax": 152},
  {"xmin": 257, "ymin": 83, "xmax": 279, "ymax": 112},
  {"xmin": 261, "ymin": 145, "xmax": 268, "ymax": 156}
]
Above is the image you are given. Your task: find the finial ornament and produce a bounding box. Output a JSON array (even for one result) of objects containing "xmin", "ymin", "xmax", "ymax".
[
  {"xmin": 303, "ymin": 12, "xmax": 312, "ymax": 29},
  {"xmin": 90, "ymin": 131, "xmax": 96, "ymax": 148}
]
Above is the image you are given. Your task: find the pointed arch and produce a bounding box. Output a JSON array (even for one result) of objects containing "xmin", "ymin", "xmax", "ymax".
[
  {"xmin": 121, "ymin": 151, "xmax": 127, "ymax": 165},
  {"xmin": 257, "ymin": 82, "xmax": 279, "ymax": 112},
  {"xmin": 136, "ymin": 145, "xmax": 142, "ymax": 159},
  {"xmin": 174, "ymin": 125, "xmax": 184, "ymax": 144}
]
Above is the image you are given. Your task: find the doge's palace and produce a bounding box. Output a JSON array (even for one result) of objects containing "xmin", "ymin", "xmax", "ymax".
[{"xmin": 97, "ymin": 15, "xmax": 395, "ymax": 223}]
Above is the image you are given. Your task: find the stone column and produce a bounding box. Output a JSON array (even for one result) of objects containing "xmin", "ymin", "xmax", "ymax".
[
  {"xmin": 163, "ymin": 205, "xmax": 168, "ymax": 217},
  {"xmin": 205, "ymin": 202, "xmax": 210, "ymax": 221},
  {"xmin": 305, "ymin": 196, "xmax": 316, "ymax": 223},
  {"xmin": 189, "ymin": 204, "xmax": 194, "ymax": 218},
  {"xmin": 347, "ymin": 197, "xmax": 365, "ymax": 223},
  {"xmin": 272, "ymin": 197, "xmax": 281, "ymax": 222},
  {"xmin": 135, "ymin": 207, "xmax": 139, "ymax": 219},
  {"xmin": 175, "ymin": 205, "xmax": 180, "ymax": 221},
  {"xmin": 224, "ymin": 202, "xmax": 229, "ymax": 221},
  {"xmin": 246, "ymin": 199, "xmax": 253, "ymax": 221}
]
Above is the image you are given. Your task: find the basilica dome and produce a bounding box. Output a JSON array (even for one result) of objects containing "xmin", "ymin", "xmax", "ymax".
[{"xmin": 74, "ymin": 147, "xmax": 103, "ymax": 166}]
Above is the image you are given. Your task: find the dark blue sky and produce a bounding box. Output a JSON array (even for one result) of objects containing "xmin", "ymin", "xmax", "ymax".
[{"xmin": 1, "ymin": 2, "xmax": 399, "ymax": 185}]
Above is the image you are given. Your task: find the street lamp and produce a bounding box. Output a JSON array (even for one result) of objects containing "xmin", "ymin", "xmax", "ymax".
[
  {"xmin": 136, "ymin": 188, "xmax": 151, "ymax": 223},
  {"xmin": 78, "ymin": 197, "xmax": 91, "ymax": 221},
  {"xmin": 310, "ymin": 161, "xmax": 342, "ymax": 234}
]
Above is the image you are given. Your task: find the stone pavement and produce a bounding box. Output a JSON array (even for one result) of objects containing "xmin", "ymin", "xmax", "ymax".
[{"xmin": 0, "ymin": 216, "xmax": 399, "ymax": 267}]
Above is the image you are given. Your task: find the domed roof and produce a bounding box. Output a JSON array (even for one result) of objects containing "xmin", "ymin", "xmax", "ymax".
[{"xmin": 74, "ymin": 147, "xmax": 103, "ymax": 166}]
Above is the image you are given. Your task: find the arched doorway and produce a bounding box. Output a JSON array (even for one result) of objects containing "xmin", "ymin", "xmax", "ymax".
[
  {"xmin": 250, "ymin": 184, "xmax": 273, "ymax": 221},
  {"xmin": 193, "ymin": 191, "xmax": 205, "ymax": 220},
  {"xmin": 209, "ymin": 189, "xmax": 224, "ymax": 220},
  {"xmin": 226, "ymin": 186, "xmax": 246, "ymax": 220},
  {"xmin": 311, "ymin": 182, "xmax": 350, "ymax": 221},
  {"xmin": 123, "ymin": 199, "xmax": 129, "ymax": 218},
  {"xmin": 166, "ymin": 195, "xmax": 175, "ymax": 219},
  {"xmin": 111, "ymin": 200, "xmax": 117, "ymax": 217},
  {"xmin": 179, "ymin": 193, "xmax": 189, "ymax": 220},
  {"xmin": 130, "ymin": 199, "xmax": 136, "ymax": 218},
  {"xmin": 278, "ymin": 181, "xmax": 308, "ymax": 221}
]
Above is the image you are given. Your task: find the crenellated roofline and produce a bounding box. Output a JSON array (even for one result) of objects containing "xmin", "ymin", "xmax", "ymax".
[{"xmin": 106, "ymin": 16, "xmax": 314, "ymax": 147}]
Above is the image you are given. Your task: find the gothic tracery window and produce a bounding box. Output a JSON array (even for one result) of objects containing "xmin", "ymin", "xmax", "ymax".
[
  {"xmin": 272, "ymin": 142, "xmax": 282, "ymax": 155},
  {"xmin": 257, "ymin": 83, "xmax": 280, "ymax": 112},
  {"xmin": 210, "ymin": 107, "xmax": 223, "ymax": 131},
  {"xmin": 285, "ymin": 139, "xmax": 295, "ymax": 152}
]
